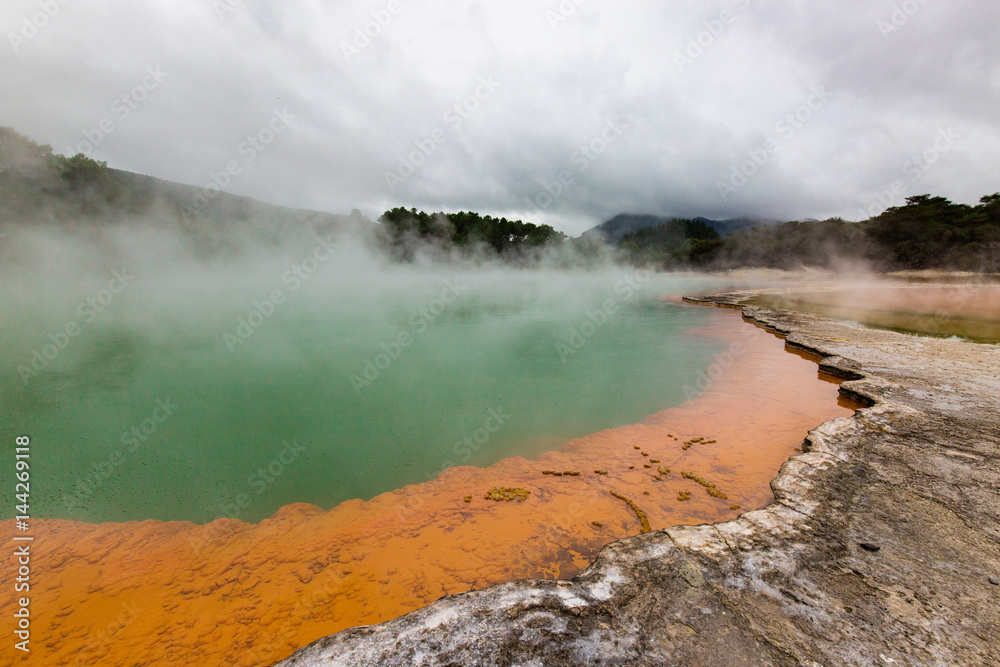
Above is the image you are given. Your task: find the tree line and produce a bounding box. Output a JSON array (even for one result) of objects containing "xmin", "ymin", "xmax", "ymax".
[
  {"xmin": 376, "ymin": 207, "xmax": 568, "ymax": 262},
  {"xmin": 5, "ymin": 126, "xmax": 997, "ymax": 272},
  {"xmin": 614, "ymin": 194, "xmax": 1000, "ymax": 273}
]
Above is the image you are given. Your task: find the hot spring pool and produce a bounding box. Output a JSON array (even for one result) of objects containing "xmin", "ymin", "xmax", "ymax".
[{"xmin": 0, "ymin": 234, "xmax": 727, "ymax": 523}]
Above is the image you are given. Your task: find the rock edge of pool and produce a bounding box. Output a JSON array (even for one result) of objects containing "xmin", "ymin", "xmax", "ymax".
[{"xmin": 273, "ymin": 290, "xmax": 1000, "ymax": 667}]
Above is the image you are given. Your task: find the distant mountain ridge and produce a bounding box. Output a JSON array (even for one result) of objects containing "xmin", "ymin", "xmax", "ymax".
[{"xmin": 582, "ymin": 213, "xmax": 780, "ymax": 241}]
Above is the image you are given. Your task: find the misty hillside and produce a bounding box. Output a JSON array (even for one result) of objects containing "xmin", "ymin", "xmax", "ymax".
[
  {"xmin": 0, "ymin": 127, "xmax": 371, "ymax": 248},
  {"xmin": 613, "ymin": 195, "xmax": 1000, "ymax": 273},
  {"xmin": 615, "ymin": 218, "xmax": 720, "ymax": 266},
  {"xmin": 4, "ymin": 126, "xmax": 998, "ymax": 273},
  {"xmin": 582, "ymin": 213, "xmax": 777, "ymax": 242}
]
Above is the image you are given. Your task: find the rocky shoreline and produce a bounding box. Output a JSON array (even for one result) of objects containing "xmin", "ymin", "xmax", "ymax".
[{"xmin": 274, "ymin": 291, "xmax": 1000, "ymax": 666}]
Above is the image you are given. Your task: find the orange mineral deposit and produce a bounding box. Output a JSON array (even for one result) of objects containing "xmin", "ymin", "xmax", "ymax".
[{"xmin": 0, "ymin": 308, "xmax": 858, "ymax": 667}]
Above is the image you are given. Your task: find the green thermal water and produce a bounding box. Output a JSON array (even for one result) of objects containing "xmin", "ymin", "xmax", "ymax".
[{"xmin": 1, "ymin": 253, "xmax": 725, "ymax": 523}]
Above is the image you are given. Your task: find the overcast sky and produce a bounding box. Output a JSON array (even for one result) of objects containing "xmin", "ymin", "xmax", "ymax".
[{"xmin": 2, "ymin": 0, "xmax": 998, "ymax": 235}]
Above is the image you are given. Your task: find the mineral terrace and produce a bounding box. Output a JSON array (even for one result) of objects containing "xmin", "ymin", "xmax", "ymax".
[{"xmin": 274, "ymin": 291, "xmax": 1000, "ymax": 666}]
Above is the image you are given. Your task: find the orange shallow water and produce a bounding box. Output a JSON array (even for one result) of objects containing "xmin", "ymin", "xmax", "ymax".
[{"xmin": 0, "ymin": 307, "xmax": 857, "ymax": 666}]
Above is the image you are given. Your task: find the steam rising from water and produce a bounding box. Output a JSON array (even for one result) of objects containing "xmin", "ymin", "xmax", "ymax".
[{"xmin": 0, "ymin": 219, "xmax": 728, "ymax": 523}]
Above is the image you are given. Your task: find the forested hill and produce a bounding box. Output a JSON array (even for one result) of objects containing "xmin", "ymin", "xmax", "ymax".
[
  {"xmin": 617, "ymin": 194, "xmax": 1000, "ymax": 272},
  {"xmin": 0, "ymin": 126, "xmax": 368, "ymax": 244},
  {"xmin": 583, "ymin": 213, "xmax": 772, "ymax": 242},
  {"xmin": 616, "ymin": 219, "xmax": 720, "ymax": 266}
]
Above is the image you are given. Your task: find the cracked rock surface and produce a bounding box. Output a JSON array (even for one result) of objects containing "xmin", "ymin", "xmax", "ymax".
[{"xmin": 274, "ymin": 291, "xmax": 1000, "ymax": 667}]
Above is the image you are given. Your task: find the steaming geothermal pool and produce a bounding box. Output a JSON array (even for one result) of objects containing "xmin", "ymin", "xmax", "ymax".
[{"xmin": 1, "ymin": 250, "xmax": 726, "ymax": 523}]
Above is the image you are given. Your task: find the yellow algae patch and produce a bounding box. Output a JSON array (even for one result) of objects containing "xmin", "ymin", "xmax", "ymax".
[
  {"xmin": 484, "ymin": 487, "xmax": 530, "ymax": 502},
  {"xmin": 681, "ymin": 471, "xmax": 729, "ymax": 500},
  {"xmin": 609, "ymin": 490, "xmax": 651, "ymax": 533}
]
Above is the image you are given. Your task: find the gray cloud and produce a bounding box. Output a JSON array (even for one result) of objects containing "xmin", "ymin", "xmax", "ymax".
[{"xmin": 2, "ymin": 0, "xmax": 998, "ymax": 234}]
